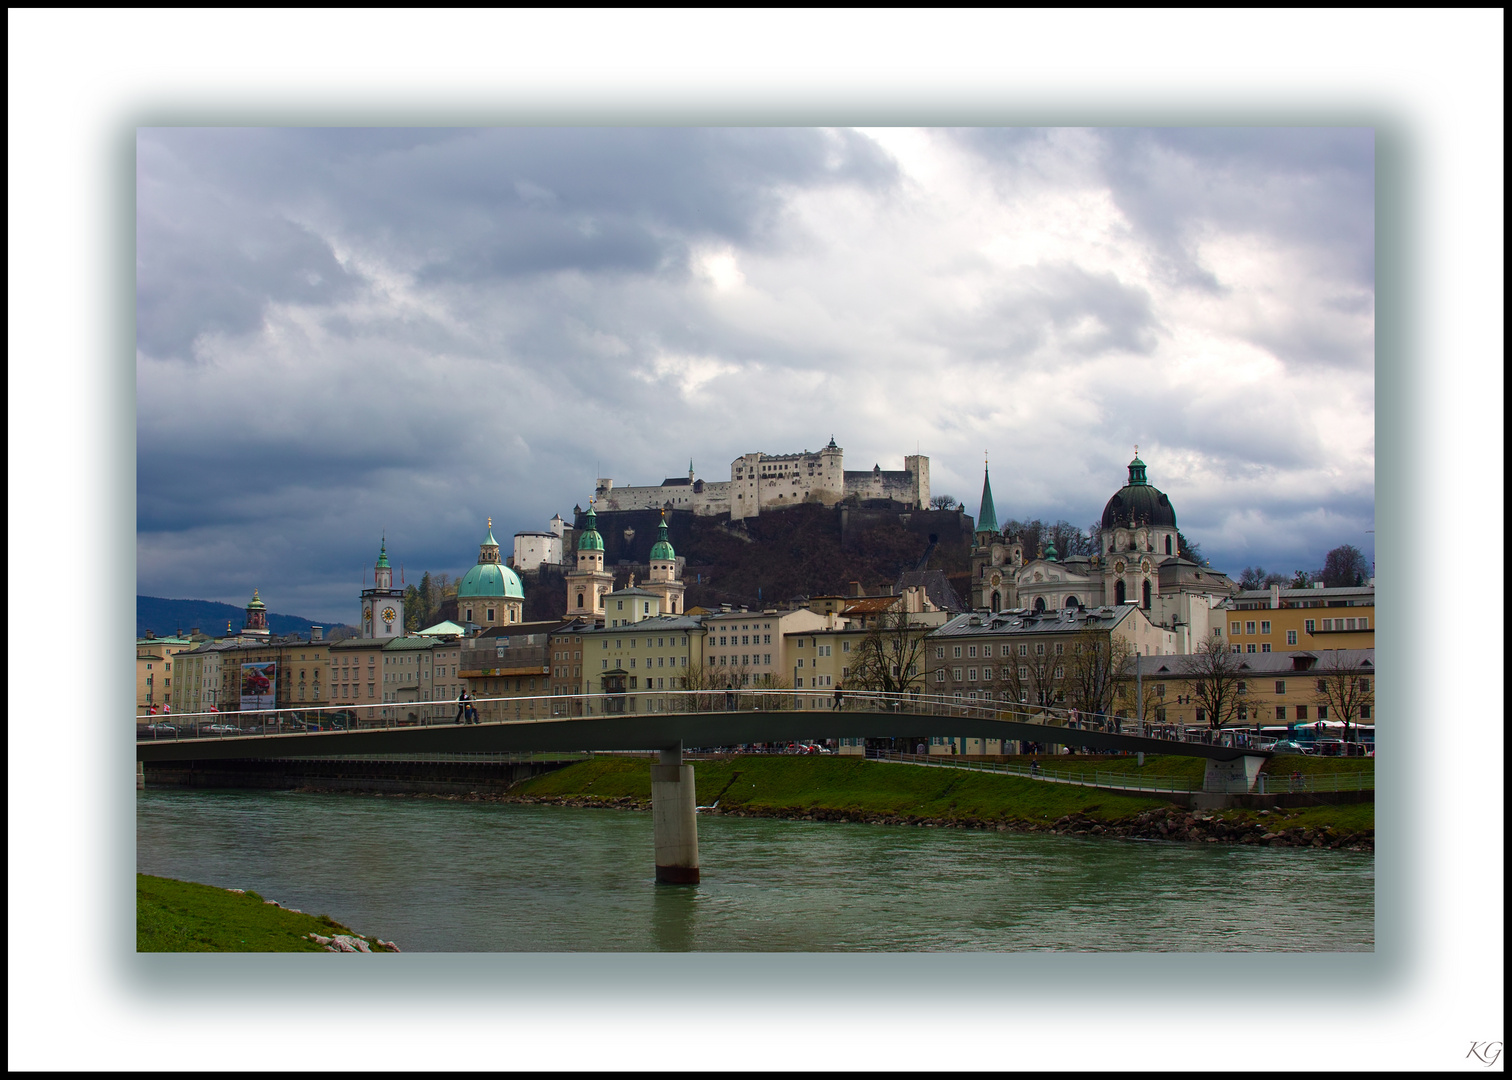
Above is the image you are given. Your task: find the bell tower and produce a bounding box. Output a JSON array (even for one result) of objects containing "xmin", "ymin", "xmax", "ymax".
[
  {"xmin": 565, "ymin": 503, "xmax": 613, "ymax": 622},
  {"xmin": 360, "ymin": 536, "xmax": 406, "ymax": 639}
]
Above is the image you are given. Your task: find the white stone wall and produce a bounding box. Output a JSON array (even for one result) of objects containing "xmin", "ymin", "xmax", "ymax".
[{"xmin": 513, "ymin": 531, "xmax": 563, "ymax": 572}]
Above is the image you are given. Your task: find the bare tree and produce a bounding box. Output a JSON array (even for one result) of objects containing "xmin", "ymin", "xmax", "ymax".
[
  {"xmin": 991, "ymin": 638, "xmax": 1064, "ymax": 721},
  {"xmin": 1067, "ymin": 627, "xmax": 1139, "ymax": 727},
  {"xmin": 1180, "ymin": 637, "xmax": 1247, "ymax": 731},
  {"xmin": 849, "ymin": 609, "xmax": 928, "ymax": 698},
  {"xmin": 929, "ymin": 494, "xmax": 957, "ymax": 510},
  {"xmin": 680, "ymin": 662, "xmax": 719, "ymax": 713},
  {"xmin": 1313, "ymin": 650, "xmax": 1375, "ymax": 741}
]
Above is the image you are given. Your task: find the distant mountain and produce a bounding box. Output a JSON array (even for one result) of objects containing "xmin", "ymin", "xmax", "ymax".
[{"xmin": 136, "ymin": 596, "xmax": 357, "ymax": 640}]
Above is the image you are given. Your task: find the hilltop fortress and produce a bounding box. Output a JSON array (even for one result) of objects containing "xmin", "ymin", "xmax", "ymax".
[{"xmin": 593, "ymin": 437, "xmax": 929, "ymax": 522}]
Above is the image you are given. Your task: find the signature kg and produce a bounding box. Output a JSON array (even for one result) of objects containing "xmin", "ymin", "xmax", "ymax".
[{"xmin": 1467, "ymin": 1041, "xmax": 1502, "ymax": 1067}]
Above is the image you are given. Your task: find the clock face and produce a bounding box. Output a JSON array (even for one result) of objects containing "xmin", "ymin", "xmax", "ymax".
[
  {"xmin": 990, "ymin": 573, "xmax": 1002, "ymax": 586},
  {"xmin": 1114, "ymin": 560, "xmax": 1127, "ymax": 574},
  {"xmin": 382, "ymin": 608, "xmax": 397, "ymax": 623}
]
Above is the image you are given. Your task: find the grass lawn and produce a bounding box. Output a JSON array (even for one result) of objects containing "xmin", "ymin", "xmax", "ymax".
[
  {"xmin": 137, "ymin": 874, "xmax": 380, "ymax": 952},
  {"xmin": 514, "ymin": 756, "xmax": 1373, "ymax": 835}
]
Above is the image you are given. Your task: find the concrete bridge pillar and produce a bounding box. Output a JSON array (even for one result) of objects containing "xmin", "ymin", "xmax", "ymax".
[
  {"xmin": 1203, "ymin": 754, "xmax": 1266, "ymax": 793},
  {"xmin": 137, "ymin": 760, "xmax": 145, "ymax": 790},
  {"xmin": 650, "ymin": 744, "xmax": 699, "ymax": 884}
]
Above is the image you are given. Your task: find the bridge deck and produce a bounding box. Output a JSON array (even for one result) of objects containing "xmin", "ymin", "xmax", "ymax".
[{"xmin": 136, "ymin": 710, "xmax": 1266, "ymax": 763}]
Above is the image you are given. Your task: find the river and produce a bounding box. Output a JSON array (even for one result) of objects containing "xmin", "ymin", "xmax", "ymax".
[{"xmin": 137, "ymin": 789, "xmax": 1373, "ymax": 952}]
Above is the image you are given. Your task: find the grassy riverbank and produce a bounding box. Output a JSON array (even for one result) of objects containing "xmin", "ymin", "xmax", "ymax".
[
  {"xmin": 137, "ymin": 874, "xmax": 398, "ymax": 952},
  {"xmin": 503, "ymin": 755, "xmax": 1373, "ymax": 846}
]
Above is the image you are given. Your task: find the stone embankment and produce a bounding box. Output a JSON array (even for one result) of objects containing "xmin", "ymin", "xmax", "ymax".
[{"xmin": 408, "ymin": 792, "xmax": 1374, "ymax": 852}]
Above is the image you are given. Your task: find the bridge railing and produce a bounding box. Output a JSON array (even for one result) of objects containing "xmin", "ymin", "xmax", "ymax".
[{"xmin": 136, "ymin": 687, "xmax": 1287, "ymax": 756}]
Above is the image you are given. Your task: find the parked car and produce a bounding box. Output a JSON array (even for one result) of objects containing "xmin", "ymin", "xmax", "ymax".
[
  {"xmin": 144, "ymin": 722, "xmax": 177, "ymax": 735},
  {"xmin": 204, "ymin": 724, "xmax": 242, "ymax": 734},
  {"xmin": 1269, "ymin": 740, "xmax": 1313, "ymax": 755}
]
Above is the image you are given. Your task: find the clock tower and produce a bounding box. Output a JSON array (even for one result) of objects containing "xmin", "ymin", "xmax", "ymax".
[{"xmin": 360, "ymin": 536, "xmax": 406, "ymax": 639}]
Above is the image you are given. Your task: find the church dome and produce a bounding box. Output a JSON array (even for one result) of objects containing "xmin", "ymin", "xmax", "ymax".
[
  {"xmin": 578, "ymin": 505, "xmax": 605, "ymax": 552},
  {"xmin": 458, "ymin": 561, "xmax": 524, "ymax": 599},
  {"xmin": 649, "ymin": 513, "xmax": 675, "ymax": 561},
  {"xmin": 1100, "ymin": 454, "xmax": 1177, "ymax": 530}
]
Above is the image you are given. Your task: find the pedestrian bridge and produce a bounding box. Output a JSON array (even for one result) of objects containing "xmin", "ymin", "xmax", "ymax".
[{"xmin": 137, "ymin": 689, "xmax": 1269, "ymax": 884}]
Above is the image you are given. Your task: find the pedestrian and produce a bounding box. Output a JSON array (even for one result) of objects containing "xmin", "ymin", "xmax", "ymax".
[
  {"xmin": 455, "ymin": 689, "xmax": 470, "ymax": 724},
  {"xmin": 832, "ymin": 685, "xmax": 844, "ymax": 711}
]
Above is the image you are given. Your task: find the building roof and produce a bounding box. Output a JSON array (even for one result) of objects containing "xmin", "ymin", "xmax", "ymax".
[
  {"xmin": 382, "ymin": 635, "xmax": 440, "ymax": 652},
  {"xmin": 1226, "ymin": 585, "xmax": 1375, "ymax": 604},
  {"xmin": 896, "ymin": 569, "xmax": 967, "ymax": 613},
  {"xmin": 579, "ymin": 614, "xmax": 705, "ymax": 636},
  {"xmin": 930, "ymin": 605, "xmax": 1142, "ymax": 639},
  {"xmin": 458, "ymin": 561, "xmax": 524, "ymax": 599},
  {"xmin": 1101, "ymin": 455, "xmax": 1178, "ymax": 531},
  {"xmin": 842, "ymin": 597, "xmax": 901, "ymax": 615},
  {"xmin": 417, "ymin": 619, "xmax": 467, "ymax": 637}
]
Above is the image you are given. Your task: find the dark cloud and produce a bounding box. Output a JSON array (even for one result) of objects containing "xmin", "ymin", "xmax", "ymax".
[{"xmin": 136, "ymin": 127, "xmax": 1373, "ymax": 621}]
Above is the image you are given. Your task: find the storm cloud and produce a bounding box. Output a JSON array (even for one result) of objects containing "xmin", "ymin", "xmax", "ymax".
[{"xmin": 136, "ymin": 127, "xmax": 1374, "ymax": 620}]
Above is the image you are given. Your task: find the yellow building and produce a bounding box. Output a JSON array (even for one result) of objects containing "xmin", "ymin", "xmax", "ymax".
[
  {"xmin": 1125, "ymin": 648, "xmax": 1376, "ymax": 733},
  {"xmin": 136, "ymin": 634, "xmax": 197, "ymax": 716},
  {"xmin": 1218, "ymin": 585, "xmax": 1374, "ymax": 654},
  {"xmin": 575, "ymin": 615, "xmax": 708, "ymax": 715}
]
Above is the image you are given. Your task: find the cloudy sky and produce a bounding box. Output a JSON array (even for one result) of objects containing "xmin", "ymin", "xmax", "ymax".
[{"xmin": 137, "ymin": 126, "xmax": 1375, "ymax": 621}]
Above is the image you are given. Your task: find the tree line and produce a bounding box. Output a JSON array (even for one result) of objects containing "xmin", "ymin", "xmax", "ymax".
[{"xmin": 1237, "ymin": 543, "xmax": 1371, "ymax": 591}]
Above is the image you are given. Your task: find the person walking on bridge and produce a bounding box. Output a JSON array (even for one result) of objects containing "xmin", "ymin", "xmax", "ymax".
[
  {"xmin": 832, "ymin": 685, "xmax": 845, "ymax": 712},
  {"xmin": 455, "ymin": 689, "xmax": 470, "ymax": 724}
]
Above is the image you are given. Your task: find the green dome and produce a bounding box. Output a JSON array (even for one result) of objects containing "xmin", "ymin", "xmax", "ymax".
[
  {"xmin": 458, "ymin": 562, "xmax": 524, "ymax": 599},
  {"xmin": 578, "ymin": 505, "xmax": 604, "ymax": 552},
  {"xmin": 375, "ymin": 537, "xmax": 391, "ymax": 569},
  {"xmin": 649, "ymin": 513, "xmax": 675, "ymax": 561},
  {"xmin": 245, "ymin": 589, "xmax": 266, "ymax": 610}
]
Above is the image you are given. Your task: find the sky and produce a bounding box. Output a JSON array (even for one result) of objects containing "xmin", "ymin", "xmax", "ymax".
[{"xmin": 136, "ymin": 126, "xmax": 1376, "ymax": 622}]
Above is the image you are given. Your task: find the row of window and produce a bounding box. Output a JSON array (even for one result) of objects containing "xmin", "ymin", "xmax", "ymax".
[
  {"xmin": 936, "ymin": 666, "xmax": 1059, "ymax": 683},
  {"xmin": 600, "ymin": 656, "xmax": 692, "ymax": 670},
  {"xmin": 1231, "ymin": 617, "xmax": 1369, "ymax": 635},
  {"xmin": 936, "ymin": 642, "xmax": 1062, "ymax": 659}
]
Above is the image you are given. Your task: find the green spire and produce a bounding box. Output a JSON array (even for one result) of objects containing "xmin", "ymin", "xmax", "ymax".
[
  {"xmin": 483, "ymin": 516, "xmax": 498, "ymax": 548},
  {"xmin": 1045, "ymin": 534, "xmax": 1058, "ymax": 563},
  {"xmin": 1127, "ymin": 446, "xmax": 1148, "ymax": 486},
  {"xmin": 577, "ymin": 503, "xmax": 604, "ymax": 551},
  {"xmin": 977, "ymin": 459, "xmax": 999, "ymax": 534},
  {"xmin": 649, "ymin": 511, "xmax": 676, "ymax": 561},
  {"xmin": 375, "ymin": 536, "xmax": 391, "ymax": 569}
]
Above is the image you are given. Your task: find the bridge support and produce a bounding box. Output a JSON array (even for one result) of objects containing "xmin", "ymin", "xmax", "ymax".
[
  {"xmin": 650, "ymin": 744, "xmax": 699, "ymax": 884},
  {"xmin": 1203, "ymin": 754, "xmax": 1265, "ymax": 793}
]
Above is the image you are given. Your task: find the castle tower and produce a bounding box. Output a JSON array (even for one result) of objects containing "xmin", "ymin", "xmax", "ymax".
[
  {"xmin": 360, "ymin": 537, "xmax": 406, "ymax": 639},
  {"xmin": 642, "ymin": 511, "xmax": 686, "ymax": 616},
  {"xmin": 566, "ymin": 504, "xmax": 614, "ymax": 622}
]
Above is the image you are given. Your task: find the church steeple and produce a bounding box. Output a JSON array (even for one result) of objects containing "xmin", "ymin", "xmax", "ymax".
[
  {"xmin": 977, "ymin": 454, "xmax": 999, "ymax": 535},
  {"xmin": 479, "ymin": 517, "xmax": 501, "ymax": 564},
  {"xmin": 1127, "ymin": 446, "xmax": 1148, "ymax": 486}
]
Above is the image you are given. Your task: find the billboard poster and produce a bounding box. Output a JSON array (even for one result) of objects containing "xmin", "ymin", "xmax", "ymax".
[{"xmin": 240, "ymin": 661, "xmax": 276, "ymax": 710}]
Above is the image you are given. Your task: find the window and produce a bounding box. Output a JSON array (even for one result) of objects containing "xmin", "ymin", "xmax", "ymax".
[
  {"xmin": 1231, "ymin": 621, "xmax": 1241, "ymax": 635},
  {"xmin": 1035, "ymin": 643, "xmax": 1045, "ymax": 655},
  {"xmin": 935, "ymin": 670, "xmax": 946, "ymax": 683},
  {"xmin": 1018, "ymin": 666, "xmax": 1028, "ymax": 679},
  {"xmin": 764, "ymin": 635, "xmax": 771, "ymax": 644},
  {"xmin": 1238, "ymin": 707, "xmax": 1248, "ymax": 721},
  {"xmin": 935, "ymin": 646, "xmax": 945, "ymax": 659},
  {"xmin": 1318, "ymin": 706, "xmax": 1328, "ymax": 720},
  {"xmin": 967, "ymin": 668, "xmax": 978, "ymax": 681},
  {"xmin": 1276, "ymin": 706, "xmax": 1287, "ymax": 720},
  {"xmin": 1275, "ymin": 681, "xmax": 1286, "ymax": 694},
  {"xmin": 1054, "ymin": 643, "xmax": 1064, "ymax": 656},
  {"xmin": 1359, "ymin": 678, "xmax": 1371, "ymax": 692},
  {"xmin": 1246, "ymin": 644, "xmax": 1257, "ymax": 653},
  {"xmin": 1360, "ymin": 704, "xmax": 1371, "ymax": 719},
  {"xmin": 1286, "ymin": 629, "xmax": 1298, "ymax": 645},
  {"xmin": 1260, "ymin": 621, "xmax": 1271, "ymax": 634},
  {"xmin": 1261, "ymin": 644, "xmax": 1271, "ymax": 653},
  {"xmin": 1053, "ymin": 666, "xmax": 1064, "ymax": 679},
  {"xmin": 1018, "ymin": 645, "xmax": 1028, "ymax": 656},
  {"xmin": 953, "ymin": 646, "xmax": 962, "ymax": 658},
  {"xmin": 967, "ymin": 646, "xmax": 977, "ymax": 658},
  {"xmin": 1245, "ymin": 621, "xmax": 1257, "ymax": 635},
  {"xmin": 1304, "ymin": 619, "xmax": 1316, "ymax": 633},
  {"xmin": 1295, "ymin": 705, "xmax": 1308, "ymax": 720},
  {"xmin": 764, "ymin": 654, "xmax": 771, "ymax": 665},
  {"xmin": 1231, "ymin": 645, "xmax": 1242, "ymax": 653}
]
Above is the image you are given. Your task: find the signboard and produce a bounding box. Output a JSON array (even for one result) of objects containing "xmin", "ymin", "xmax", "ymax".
[{"xmin": 240, "ymin": 661, "xmax": 276, "ymax": 710}]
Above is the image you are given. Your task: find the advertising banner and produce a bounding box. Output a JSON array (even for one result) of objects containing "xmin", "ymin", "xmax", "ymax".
[{"xmin": 240, "ymin": 661, "xmax": 276, "ymax": 710}]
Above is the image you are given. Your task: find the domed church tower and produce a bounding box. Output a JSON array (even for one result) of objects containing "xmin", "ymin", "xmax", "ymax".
[
  {"xmin": 565, "ymin": 503, "xmax": 614, "ymax": 622},
  {"xmin": 457, "ymin": 518, "xmax": 525, "ymax": 630},
  {"xmin": 243, "ymin": 589, "xmax": 270, "ymax": 637},
  {"xmin": 1098, "ymin": 450, "xmax": 1179, "ymax": 608},
  {"xmin": 641, "ymin": 511, "xmax": 686, "ymax": 616}
]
